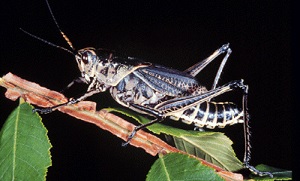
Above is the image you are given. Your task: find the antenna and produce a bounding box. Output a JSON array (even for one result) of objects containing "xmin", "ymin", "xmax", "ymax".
[
  {"xmin": 20, "ymin": 0, "xmax": 76, "ymax": 55},
  {"xmin": 45, "ymin": 0, "xmax": 75, "ymax": 51},
  {"xmin": 20, "ymin": 28, "xmax": 75, "ymax": 55}
]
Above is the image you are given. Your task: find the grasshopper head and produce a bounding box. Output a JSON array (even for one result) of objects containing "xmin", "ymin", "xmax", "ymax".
[{"xmin": 75, "ymin": 47, "xmax": 100, "ymax": 82}]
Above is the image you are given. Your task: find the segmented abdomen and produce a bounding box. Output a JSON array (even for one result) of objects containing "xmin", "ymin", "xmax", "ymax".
[{"xmin": 170, "ymin": 102, "xmax": 244, "ymax": 129}]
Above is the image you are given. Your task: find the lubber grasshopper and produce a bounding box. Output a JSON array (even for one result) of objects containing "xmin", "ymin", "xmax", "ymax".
[{"xmin": 21, "ymin": 0, "xmax": 273, "ymax": 177}]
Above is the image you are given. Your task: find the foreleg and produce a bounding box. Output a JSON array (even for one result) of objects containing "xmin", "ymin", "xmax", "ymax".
[{"xmin": 33, "ymin": 89, "xmax": 101, "ymax": 114}]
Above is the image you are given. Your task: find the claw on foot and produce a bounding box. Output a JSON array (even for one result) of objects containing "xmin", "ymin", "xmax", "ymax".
[
  {"xmin": 121, "ymin": 129, "xmax": 137, "ymax": 147},
  {"xmin": 32, "ymin": 107, "xmax": 53, "ymax": 114},
  {"xmin": 244, "ymin": 163, "xmax": 273, "ymax": 178}
]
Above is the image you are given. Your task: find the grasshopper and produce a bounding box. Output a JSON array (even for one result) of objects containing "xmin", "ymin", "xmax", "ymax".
[{"xmin": 21, "ymin": 0, "xmax": 273, "ymax": 177}]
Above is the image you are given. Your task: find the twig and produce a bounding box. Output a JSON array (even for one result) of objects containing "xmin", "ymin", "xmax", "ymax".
[{"xmin": 0, "ymin": 72, "xmax": 243, "ymax": 181}]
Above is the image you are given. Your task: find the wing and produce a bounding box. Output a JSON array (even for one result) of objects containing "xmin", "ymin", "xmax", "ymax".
[{"xmin": 133, "ymin": 64, "xmax": 206, "ymax": 97}]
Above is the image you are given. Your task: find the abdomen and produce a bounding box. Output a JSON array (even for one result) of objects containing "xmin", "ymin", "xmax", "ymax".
[{"xmin": 170, "ymin": 101, "xmax": 244, "ymax": 129}]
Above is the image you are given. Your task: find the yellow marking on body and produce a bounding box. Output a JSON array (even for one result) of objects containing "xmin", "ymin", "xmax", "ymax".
[
  {"xmin": 191, "ymin": 104, "xmax": 200, "ymax": 120},
  {"xmin": 193, "ymin": 102, "xmax": 209, "ymax": 128},
  {"xmin": 219, "ymin": 103, "xmax": 226, "ymax": 128},
  {"xmin": 211, "ymin": 102, "xmax": 218, "ymax": 128}
]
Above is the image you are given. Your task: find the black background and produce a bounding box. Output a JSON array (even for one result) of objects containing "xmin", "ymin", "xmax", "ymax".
[{"xmin": 1, "ymin": 0, "xmax": 293, "ymax": 180}]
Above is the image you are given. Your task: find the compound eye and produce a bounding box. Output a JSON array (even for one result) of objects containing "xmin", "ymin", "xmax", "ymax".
[{"xmin": 81, "ymin": 51, "xmax": 89, "ymax": 64}]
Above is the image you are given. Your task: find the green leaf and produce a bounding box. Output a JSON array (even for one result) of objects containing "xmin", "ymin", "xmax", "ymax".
[
  {"xmin": 248, "ymin": 164, "xmax": 292, "ymax": 181},
  {"xmin": 0, "ymin": 100, "xmax": 52, "ymax": 181},
  {"xmin": 107, "ymin": 107, "xmax": 243, "ymax": 171},
  {"xmin": 146, "ymin": 152, "xmax": 224, "ymax": 181},
  {"xmin": 166, "ymin": 132, "xmax": 243, "ymax": 172}
]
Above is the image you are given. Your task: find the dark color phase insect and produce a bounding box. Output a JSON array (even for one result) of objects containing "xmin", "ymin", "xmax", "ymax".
[{"xmin": 21, "ymin": 0, "xmax": 273, "ymax": 177}]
